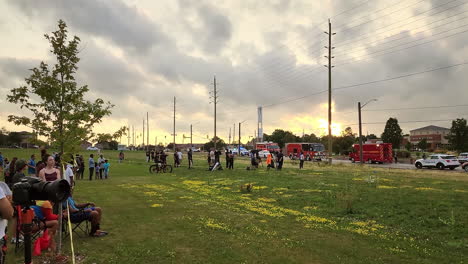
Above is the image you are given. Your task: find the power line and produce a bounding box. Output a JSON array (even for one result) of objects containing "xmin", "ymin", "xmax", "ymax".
[
  {"xmin": 364, "ymin": 104, "xmax": 468, "ymax": 112},
  {"xmin": 334, "ymin": 25, "xmax": 468, "ymax": 66},
  {"xmin": 263, "ymin": 61, "xmax": 468, "ymax": 108},
  {"xmin": 334, "ymin": 61, "xmax": 468, "ymax": 91},
  {"xmin": 335, "ymin": 0, "xmax": 467, "ymax": 46},
  {"xmin": 333, "ymin": 10, "xmax": 468, "ymax": 57},
  {"xmin": 344, "ymin": 117, "xmax": 467, "ymax": 126},
  {"xmin": 335, "ymin": 0, "xmax": 430, "ymax": 33}
]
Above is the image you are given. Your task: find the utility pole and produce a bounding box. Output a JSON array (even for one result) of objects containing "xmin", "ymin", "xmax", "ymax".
[
  {"xmin": 147, "ymin": 112, "xmax": 149, "ymax": 150},
  {"xmin": 173, "ymin": 96, "xmax": 176, "ymax": 152},
  {"xmin": 190, "ymin": 124, "xmax": 193, "ymax": 148},
  {"xmin": 358, "ymin": 99, "xmax": 377, "ymax": 165},
  {"xmin": 143, "ymin": 118, "xmax": 145, "ymax": 148},
  {"xmin": 229, "ymin": 127, "xmax": 231, "ymax": 145},
  {"xmin": 127, "ymin": 125, "xmax": 130, "ymax": 146},
  {"xmin": 238, "ymin": 122, "xmax": 241, "ymax": 156},
  {"xmin": 210, "ymin": 76, "xmax": 219, "ymax": 149},
  {"xmin": 358, "ymin": 102, "xmax": 363, "ymax": 165},
  {"xmin": 324, "ymin": 18, "xmax": 335, "ymax": 164},
  {"xmin": 132, "ymin": 125, "xmax": 135, "ymax": 147}
]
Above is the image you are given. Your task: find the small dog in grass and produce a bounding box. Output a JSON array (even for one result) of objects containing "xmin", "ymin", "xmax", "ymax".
[{"xmin": 240, "ymin": 183, "xmax": 253, "ymax": 192}]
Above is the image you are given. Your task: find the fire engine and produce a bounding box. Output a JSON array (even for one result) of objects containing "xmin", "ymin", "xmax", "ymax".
[
  {"xmin": 349, "ymin": 143, "xmax": 393, "ymax": 164},
  {"xmin": 255, "ymin": 142, "xmax": 280, "ymax": 153},
  {"xmin": 285, "ymin": 143, "xmax": 326, "ymax": 161}
]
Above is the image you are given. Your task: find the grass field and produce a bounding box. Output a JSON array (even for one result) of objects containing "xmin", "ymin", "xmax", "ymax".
[{"xmin": 2, "ymin": 148, "xmax": 468, "ymax": 263}]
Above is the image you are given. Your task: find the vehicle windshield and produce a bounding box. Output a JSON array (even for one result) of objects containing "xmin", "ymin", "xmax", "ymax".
[
  {"xmin": 312, "ymin": 144, "xmax": 325, "ymax": 151},
  {"xmin": 442, "ymin": 155, "xmax": 457, "ymax": 159}
]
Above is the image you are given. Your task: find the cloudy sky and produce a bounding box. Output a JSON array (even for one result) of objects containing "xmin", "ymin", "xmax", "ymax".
[{"xmin": 1, "ymin": 0, "xmax": 467, "ymax": 145}]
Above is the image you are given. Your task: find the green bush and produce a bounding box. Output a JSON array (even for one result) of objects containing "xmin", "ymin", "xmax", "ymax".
[{"xmin": 396, "ymin": 150, "xmax": 411, "ymax": 158}]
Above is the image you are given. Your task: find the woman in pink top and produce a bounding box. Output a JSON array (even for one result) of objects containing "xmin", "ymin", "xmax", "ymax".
[{"xmin": 39, "ymin": 155, "xmax": 61, "ymax": 182}]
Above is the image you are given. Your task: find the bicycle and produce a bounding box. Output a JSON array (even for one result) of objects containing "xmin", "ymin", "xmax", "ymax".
[{"xmin": 149, "ymin": 162, "xmax": 173, "ymax": 173}]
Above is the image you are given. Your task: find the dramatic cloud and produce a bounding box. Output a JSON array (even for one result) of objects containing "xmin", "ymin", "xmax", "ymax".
[{"xmin": 1, "ymin": 0, "xmax": 468, "ymax": 143}]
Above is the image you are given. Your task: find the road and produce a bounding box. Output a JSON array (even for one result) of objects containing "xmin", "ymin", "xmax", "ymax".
[{"xmin": 331, "ymin": 159, "xmax": 467, "ymax": 173}]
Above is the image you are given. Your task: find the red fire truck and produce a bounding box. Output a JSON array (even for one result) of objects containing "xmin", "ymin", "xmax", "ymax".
[
  {"xmin": 255, "ymin": 142, "xmax": 280, "ymax": 152},
  {"xmin": 285, "ymin": 143, "xmax": 326, "ymax": 161},
  {"xmin": 349, "ymin": 143, "xmax": 393, "ymax": 164}
]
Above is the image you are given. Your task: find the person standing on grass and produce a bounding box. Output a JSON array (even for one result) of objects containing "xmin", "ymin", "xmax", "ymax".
[
  {"xmin": 119, "ymin": 151, "xmax": 125, "ymax": 163},
  {"xmin": 146, "ymin": 150, "xmax": 150, "ymax": 163},
  {"xmin": 299, "ymin": 152, "xmax": 305, "ymax": 169},
  {"xmin": 277, "ymin": 150, "xmax": 284, "ymax": 170},
  {"xmin": 103, "ymin": 160, "xmax": 110, "ymax": 179},
  {"xmin": 64, "ymin": 162, "xmax": 74, "ymax": 186},
  {"xmin": 0, "ymin": 152, "xmax": 3, "ymax": 168},
  {"xmin": 174, "ymin": 151, "xmax": 179, "ymax": 168},
  {"xmin": 98, "ymin": 154, "xmax": 105, "ymax": 179},
  {"xmin": 88, "ymin": 154, "xmax": 95, "ymax": 181},
  {"xmin": 27, "ymin": 154, "xmax": 36, "ymax": 176},
  {"xmin": 188, "ymin": 149, "xmax": 193, "ymax": 169},
  {"xmin": 225, "ymin": 149, "xmax": 230, "ymax": 169},
  {"xmin": 229, "ymin": 151, "xmax": 234, "ymax": 170},
  {"xmin": 39, "ymin": 156, "xmax": 61, "ymax": 182},
  {"xmin": 177, "ymin": 150, "xmax": 183, "ymax": 167}
]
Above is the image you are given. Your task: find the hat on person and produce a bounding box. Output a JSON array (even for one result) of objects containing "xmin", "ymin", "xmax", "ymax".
[{"xmin": 15, "ymin": 159, "xmax": 27, "ymax": 172}]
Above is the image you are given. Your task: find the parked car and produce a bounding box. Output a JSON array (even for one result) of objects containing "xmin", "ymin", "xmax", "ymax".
[
  {"xmin": 86, "ymin": 146, "xmax": 100, "ymax": 151},
  {"xmin": 258, "ymin": 150, "xmax": 270, "ymax": 158},
  {"xmin": 190, "ymin": 147, "xmax": 201, "ymax": 152},
  {"xmin": 462, "ymin": 162, "xmax": 468, "ymax": 172},
  {"xmin": 231, "ymin": 148, "xmax": 249, "ymax": 156},
  {"xmin": 415, "ymin": 154, "xmax": 460, "ymax": 170},
  {"xmin": 458, "ymin": 152, "xmax": 468, "ymax": 164},
  {"xmin": 9, "ymin": 145, "xmax": 21, "ymax": 149}
]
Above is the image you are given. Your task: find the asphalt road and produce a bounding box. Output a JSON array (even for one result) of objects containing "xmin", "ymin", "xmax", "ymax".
[{"xmin": 331, "ymin": 159, "xmax": 468, "ymax": 173}]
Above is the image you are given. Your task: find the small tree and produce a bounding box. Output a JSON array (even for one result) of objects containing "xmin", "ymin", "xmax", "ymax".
[
  {"xmin": 405, "ymin": 141, "xmax": 412, "ymax": 151},
  {"xmin": 381, "ymin": 118, "xmax": 403, "ymax": 149},
  {"xmin": 446, "ymin": 118, "xmax": 468, "ymax": 152},
  {"xmin": 6, "ymin": 20, "xmax": 113, "ymax": 154},
  {"xmin": 417, "ymin": 138, "xmax": 428, "ymax": 151},
  {"xmin": 204, "ymin": 137, "xmax": 226, "ymax": 150}
]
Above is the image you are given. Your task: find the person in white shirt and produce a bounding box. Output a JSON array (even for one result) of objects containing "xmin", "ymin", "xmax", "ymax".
[
  {"xmin": 299, "ymin": 152, "xmax": 305, "ymax": 169},
  {"xmin": 177, "ymin": 151, "xmax": 183, "ymax": 167},
  {"xmin": 0, "ymin": 182, "xmax": 13, "ymax": 261},
  {"xmin": 65, "ymin": 163, "xmax": 74, "ymax": 186}
]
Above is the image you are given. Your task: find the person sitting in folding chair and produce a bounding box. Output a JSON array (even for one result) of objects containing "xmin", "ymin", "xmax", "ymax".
[{"xmin": 64, "ymin": 194, "xmax": 108, "ymax": 237}]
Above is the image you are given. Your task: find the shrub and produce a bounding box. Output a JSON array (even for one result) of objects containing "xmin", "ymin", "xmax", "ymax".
[{"xmin": 396, "ymin": 150, "xmax": 411, "ymax": 158}]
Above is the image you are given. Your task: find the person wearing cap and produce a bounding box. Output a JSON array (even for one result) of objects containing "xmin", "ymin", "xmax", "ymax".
[{"xmin": 11, "ymin": 159, "xmax": 28, "ymax": 186}]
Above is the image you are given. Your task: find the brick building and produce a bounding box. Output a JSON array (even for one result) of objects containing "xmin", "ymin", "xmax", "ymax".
[{"xmin": 409, "ymin": 125, "xmax": 450, "ymax": 150}]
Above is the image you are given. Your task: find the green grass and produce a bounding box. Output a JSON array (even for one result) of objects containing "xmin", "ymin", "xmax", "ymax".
[{"xmin": 2, "ymin": 148, "xmax": 468, "ymax": 263}]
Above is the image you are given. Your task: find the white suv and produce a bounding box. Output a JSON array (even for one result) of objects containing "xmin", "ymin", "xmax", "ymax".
[
  {"xmin": 458, "ymin": 153, "xmax": 468, "ymax": 164},
  {"xmin": 415, "ymin": 154, "xmax": 460, "ymax": 170}
]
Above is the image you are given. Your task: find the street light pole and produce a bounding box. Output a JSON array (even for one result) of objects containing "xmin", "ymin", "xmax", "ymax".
[{"xmin": 358, "ymin": 99, "xmax": 377, "ymax": 165}]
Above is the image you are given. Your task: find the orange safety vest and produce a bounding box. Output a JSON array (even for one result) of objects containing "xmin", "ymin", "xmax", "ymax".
[{"xmin": 266, "ymin": 154, "xmax": 272, "ymax": 165}]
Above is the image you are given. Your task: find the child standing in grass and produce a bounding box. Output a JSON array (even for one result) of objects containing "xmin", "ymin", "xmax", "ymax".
[{"xmin": 103, "ymin": 160, "xmax": 110, "ymax": 179}]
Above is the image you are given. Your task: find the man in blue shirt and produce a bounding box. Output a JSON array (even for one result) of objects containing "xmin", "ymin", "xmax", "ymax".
[
  {"xmin": 27, "ymin": 154, "xmax": 36, "ymax": 176},
  {"xmin": 0, "ymin": 152, "xmax": 4, "ymax": 168},
  {"xmin": 65, "ymin": 195, "xmax": 107, "ymax": 237}
]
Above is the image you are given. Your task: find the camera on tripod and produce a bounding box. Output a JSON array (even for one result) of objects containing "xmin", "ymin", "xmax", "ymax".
[{"xmin": 12, "ymin": 177, "xmax": 71, "ymax": 207}]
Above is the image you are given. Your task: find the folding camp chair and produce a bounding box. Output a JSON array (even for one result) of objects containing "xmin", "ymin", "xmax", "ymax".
[
  {"xmin": 14, "ymin": 206, "xmax": 46, "ymax": 253},
  {"xmin": 62, "ymin": 207, "xmax": 90, "ymax": 239}
]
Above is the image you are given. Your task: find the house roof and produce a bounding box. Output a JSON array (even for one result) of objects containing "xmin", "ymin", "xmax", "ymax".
[{"xmin": 410, "ymin": 125, "xmax": 449, "ymax": 132}]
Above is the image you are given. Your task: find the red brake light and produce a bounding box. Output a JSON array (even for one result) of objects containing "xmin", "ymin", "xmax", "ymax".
[{"xmin": 446, "ymin": 160, "xmax": 450, "ymax": 162}]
